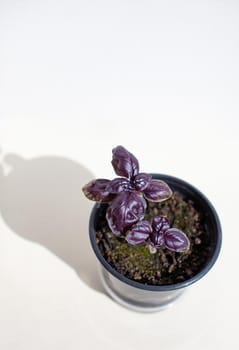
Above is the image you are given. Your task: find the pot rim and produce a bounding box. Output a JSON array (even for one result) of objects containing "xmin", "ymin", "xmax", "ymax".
[{"xmin": 89, "ymin": 174, "xmax": 222, "ymax": 292}]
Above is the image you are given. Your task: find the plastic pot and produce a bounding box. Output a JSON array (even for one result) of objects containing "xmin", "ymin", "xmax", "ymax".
[{"xmin": 89, "ymin": 174, "xmax": 222, "ymax": 312}]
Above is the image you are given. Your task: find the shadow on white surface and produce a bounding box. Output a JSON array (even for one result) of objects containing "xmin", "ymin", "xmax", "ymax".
[{"xmin": 0, "ymin": 153, "xmax": 104, "ymax": 293}]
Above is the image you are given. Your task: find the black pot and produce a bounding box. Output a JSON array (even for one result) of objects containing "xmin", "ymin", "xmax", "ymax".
[{"xmin": 89, "ymin": 174, "xmax": 222, "ymax": 312}]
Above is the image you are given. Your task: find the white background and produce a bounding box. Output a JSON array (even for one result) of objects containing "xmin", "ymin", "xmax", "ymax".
[{"xmin": 0, "ymin": 1, "xmax": 239, "ymax": 349}]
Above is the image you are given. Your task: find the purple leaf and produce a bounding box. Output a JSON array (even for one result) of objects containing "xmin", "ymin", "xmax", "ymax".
[
  {"xmin": 106, "ymin": 192, "xmax": 147, "ymax": 236},
  {"xmin": 152, "ymin": 216, "xmax": 170, "ymax": 233},
  {"xmin": 143, "ymin": 179, "xmax": 172, "ymax": 202},
  {"xmin": 150, "ymin": 217, "xmax": 170, "ymax": 248},
  {"xmin": 82, "ymin": 179, "xmax": 114, "ymax": 202},
  {"xmin": 111, "ymin": 145, "xmax": 139, "ymax": 179},
  {"xmin": 164, "ymin": 228, "xmax": 190, "ymax": 252},
  {"xmin": 133, "ymin": 173, "xmax": 152, "ymax": 191},
  {"xmin": 126, "ymin": 221, "xmax": 152, "ymax": 246},
  {"xmin": 150, "ymin": 231, "xmax": 165, "ymax": 248},
  {"xmin": 106, "ymin": 177, "xmax": 131, "ymax": 193}
]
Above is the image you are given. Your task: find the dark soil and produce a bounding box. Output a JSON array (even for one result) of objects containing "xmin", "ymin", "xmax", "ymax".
[{"xmin": 96, "ymin": 192, "xmax": 211, "ymax": 285}]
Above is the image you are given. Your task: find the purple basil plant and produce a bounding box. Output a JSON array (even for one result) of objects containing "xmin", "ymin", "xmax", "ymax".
[
  {"xmin": 82, "ymin": 146, "xmax": 190, "ymax": 253},
  {"xmin": 126, "ymin": 216, "xmax": 190, "ymax": 253}
]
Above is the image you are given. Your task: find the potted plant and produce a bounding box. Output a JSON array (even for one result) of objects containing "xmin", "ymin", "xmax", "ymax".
[{"xmin": 82, "ymin": 146, "xmax": 222, "ymax": 312}]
